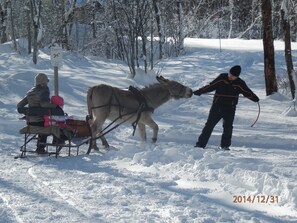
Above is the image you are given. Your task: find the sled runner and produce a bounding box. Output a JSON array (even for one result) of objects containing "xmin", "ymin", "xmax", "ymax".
[{"xmin": 17, "ymin": 107, "xmax": 92, "ymax": 158}]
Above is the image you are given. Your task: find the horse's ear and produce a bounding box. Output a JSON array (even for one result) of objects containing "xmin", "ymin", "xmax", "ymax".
[{"xmin": 156, "ymin": 76, "xmax": 168, "ymax": 83}]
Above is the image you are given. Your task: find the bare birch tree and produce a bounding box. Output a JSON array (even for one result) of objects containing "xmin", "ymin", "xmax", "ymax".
[
  {"xmin": 24, "ymin": 1, "xmax": 32, "ymax": 54},
  {"xmin": 29, "ymin": 0, "xmax": 42, "ymax": 64},
  {"xmin": 228, "ymin": 0, "xmax": 234, "ymax": 38},
  {"xmin": 176, "ymin": 0, "xmax": 184, "ymax": 55},
  {"xmin": 152, "ymin": 0, "xmax": 164, "ymax": 60}
]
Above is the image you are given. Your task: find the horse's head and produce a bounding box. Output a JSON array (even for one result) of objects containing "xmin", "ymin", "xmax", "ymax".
[{"xmin": 156, "ymin": 76, "xmax": 193, "ymax": 99}]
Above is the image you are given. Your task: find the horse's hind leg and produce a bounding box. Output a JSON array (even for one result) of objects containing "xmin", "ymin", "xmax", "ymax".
[
  {"xmin": 91, "ymin": 118, "xmax": 110, "ymax": 150},
  {"xmin": 99, "ymin": 133, "xmax": 109, "ymax": 149},
  {"xmin": 90, "ymin": 119, "xmax": 100, "ymax": 150}
]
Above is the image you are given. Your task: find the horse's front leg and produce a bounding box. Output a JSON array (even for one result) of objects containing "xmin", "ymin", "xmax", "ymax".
[
  {"xmin": 144, "ymin": 118, "xmax": 159, "ymax": 143},
  {"xmin": 137, "ymin": 123, "xmax": 146, "ymax": 142}
]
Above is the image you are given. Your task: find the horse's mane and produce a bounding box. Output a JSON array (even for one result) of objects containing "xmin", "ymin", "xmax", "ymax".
[{"xmin": 141, "ymin": 83, "xmax": 163, "ymax": 91}]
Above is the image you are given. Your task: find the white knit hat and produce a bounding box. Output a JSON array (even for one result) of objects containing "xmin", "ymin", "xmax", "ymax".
[{"xmin": 35, "ymin": 73, "xmax": 49, "ymax": 86}]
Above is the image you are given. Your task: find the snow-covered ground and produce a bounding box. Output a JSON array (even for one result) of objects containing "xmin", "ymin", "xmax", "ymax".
[{"xmin": 0, "ymin": 38, "xmax": 296, "ymax": 223}]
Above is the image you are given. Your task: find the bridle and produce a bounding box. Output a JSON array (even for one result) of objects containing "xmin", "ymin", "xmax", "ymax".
[{"xmin": 169, "ymin": 83, "xmax": 186, "ymax": 98}]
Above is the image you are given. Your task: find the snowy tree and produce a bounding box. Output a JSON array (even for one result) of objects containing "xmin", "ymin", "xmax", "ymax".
[{"xmin": 1, "ymin": 0, "xmax": 296, "ymax": 83}]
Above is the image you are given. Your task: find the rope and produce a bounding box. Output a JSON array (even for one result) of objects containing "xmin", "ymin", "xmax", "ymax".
[
  {"xmin": 251, "ymin": 101, "xmax": 260, "ymax": 127},
  {"xmin": 93, "ymin": 111, "xmax": 137, "ymax": 141},
  {"xmin": 205, "ymin": 93, "xmax": 253, "ymax": 99},
  {"xmin": 131, "ymin": 103, "xmax": 146, "ymax": 136},
  {"xmin": 203, "ymin": 93, "xmax": 261, "ymax": 127}
]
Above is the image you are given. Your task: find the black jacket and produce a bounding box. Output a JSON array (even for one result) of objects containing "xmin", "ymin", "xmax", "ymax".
[{"xmin": 196, "ymin": 73, "xmax": 259, "ymax": 107}]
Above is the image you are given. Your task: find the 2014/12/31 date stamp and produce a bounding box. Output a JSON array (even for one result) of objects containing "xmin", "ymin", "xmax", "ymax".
[{"xmin": 233, "ymin": 195, "xmax": 279, "ymax": 204}]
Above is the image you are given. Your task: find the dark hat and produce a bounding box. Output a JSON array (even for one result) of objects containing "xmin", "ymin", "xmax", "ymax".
[{"xmin": 229, "ymin": 65, "xmax": 241, "ymax": 77}]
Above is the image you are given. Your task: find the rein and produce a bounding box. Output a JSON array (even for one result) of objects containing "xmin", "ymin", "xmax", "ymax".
[
  {"xmin": 204, "ymin": 93, "xmax": 261, "ymax": 127},
  {"xmin": 91, "ymin": 104, "xmax": 145, "ymax": 141}
]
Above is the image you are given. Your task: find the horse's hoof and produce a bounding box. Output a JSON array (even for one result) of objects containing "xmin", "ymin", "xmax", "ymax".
[
  {"xmin": 151, "ymin": 138, "xmax": 157, "ymax": 143},
  {"xmin": 93, "ymin": 146, "xmax": 100, "ymax": 151}
]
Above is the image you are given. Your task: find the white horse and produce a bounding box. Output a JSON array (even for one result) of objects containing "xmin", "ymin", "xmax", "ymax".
[{"xmin": 87, "ymin": 76, "xmax": 192, "ymax": 151}]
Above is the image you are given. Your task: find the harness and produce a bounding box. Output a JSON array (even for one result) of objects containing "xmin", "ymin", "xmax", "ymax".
[{"xmin": 90, "ymin": 86, "xmax": 154, "ymax": 137}]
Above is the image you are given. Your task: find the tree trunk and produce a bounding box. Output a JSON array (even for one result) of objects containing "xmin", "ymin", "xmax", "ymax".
[
  {"xmin": 128, "ymin": 28, "xmax": 136, "ymax": 78},
  {"xmin": 7, "ymin": 0, "xmax": 17, "ymax": 50},
  {"xmin": 32, "ymin": 23, "xmax": 38, "ymax": 64},
  {"xmin": 0, "ymin": 3, "xmax": 8, "ymax": 43},
  {"xmin": 281, "ymin": 8, "xmax": 295, "ymax": 99},
  {"xmin": 29, "ymin": 0, "xmax": 42, "ymax": 64},
  {"xmin": 177, "ymin": 0, "xmax": 184, "ymax": 55},
  {"xmin": 25, "ymin": 1, "xmax": 32, "ymax": 54},
  {"xmin": 262, "ymin": 0, "xmax": 278, "ymax": 96},
  {"xmin": 150, "ymin": 8, "xmax": 154, "ymax": 70},
  {"xmin": 62, "ymin": 2, "xmax": 69, "ymax": 51},
  {"xmin": 141, "ymin": 35, "xmax": 147, "ymax": 73},
  {"xmin": 228, "ymin": 0, "xmax": 234, "ymax": 38},
  {"xmin": 152, "ymin": 0, "xmax": 164, "ymax": 60}
]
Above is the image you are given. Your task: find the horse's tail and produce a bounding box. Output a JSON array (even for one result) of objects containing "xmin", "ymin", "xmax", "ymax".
[{"xmin": 87, "ymin": 87, "xmax": 94, "ymax": 118}]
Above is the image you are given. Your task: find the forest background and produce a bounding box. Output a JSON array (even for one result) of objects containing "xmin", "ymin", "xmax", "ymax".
[{"xmin": 0, "ymin": 0, "xmax": 297, "ymax": 98}]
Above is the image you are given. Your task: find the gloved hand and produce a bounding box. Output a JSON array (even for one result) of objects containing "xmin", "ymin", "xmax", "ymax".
[{"xmin": 193, "ymin": 90, "xmax": 202, "ymax": 96}]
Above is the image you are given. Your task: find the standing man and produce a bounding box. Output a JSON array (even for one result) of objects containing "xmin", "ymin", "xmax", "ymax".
[{"xmin": 193, "ymin": 65, "xmax": 259, "ymax": 150}]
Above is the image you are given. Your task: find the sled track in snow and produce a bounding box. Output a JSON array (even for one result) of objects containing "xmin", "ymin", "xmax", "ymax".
[
  {"xmin": 26, "ymin": 160, "xmax": 92, "ymax": 221},
  {"xmin": 0, "ymin": 157, "xmax": 93, "ymax": 223}
]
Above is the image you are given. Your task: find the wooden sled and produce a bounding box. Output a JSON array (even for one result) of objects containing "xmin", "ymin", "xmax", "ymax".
[{"xmin": 18, "ymin": 107, "xmax": 92, "ymax": 158}]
